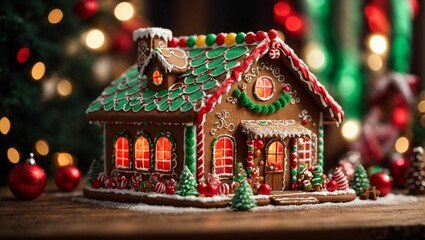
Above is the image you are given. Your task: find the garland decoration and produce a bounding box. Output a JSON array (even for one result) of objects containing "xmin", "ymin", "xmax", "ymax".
[
  {"xmin": 184, "ymin": 125, "xmax": 196, "ymax": 174},
  {"xmin": 290, "ymin": 138, "xmax": 298, "ymax": 189},
  {"xmin": 232, "ymin": 88, "xmax": 291, "ymax": 115}
]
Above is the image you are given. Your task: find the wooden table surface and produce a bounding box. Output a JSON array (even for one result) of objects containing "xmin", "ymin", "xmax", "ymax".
[{"xmin": 1, "ymin": 182, "xmax": 425, "ymax": 240}]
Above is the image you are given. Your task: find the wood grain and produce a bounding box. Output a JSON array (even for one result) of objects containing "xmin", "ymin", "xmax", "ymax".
[{"xmin": 1, "ymin": 183, "xmax": 425, "ymax": 240}]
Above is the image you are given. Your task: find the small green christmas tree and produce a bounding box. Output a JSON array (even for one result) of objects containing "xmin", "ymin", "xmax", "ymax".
[
  {"xmin": 350, "ymin": 165, "xmax": 370, "ymax": 195},
  {"xmin": 176, "ymin": 166, "xmax": 198, "ymax": 196},
  {"xmin": 86, "ymin": 159, "xmax": 103, "ymax": 184},
  {"xmin": 311, "ymin": 166, "xmax": 324, "ymax": 191},
  {"xmin": 231, "ymin": 179, "xmax": 256, "ymax": 211}
]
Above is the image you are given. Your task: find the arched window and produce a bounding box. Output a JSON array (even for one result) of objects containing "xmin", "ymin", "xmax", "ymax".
[
  {"xmin": 115, "ymin": 137, "xmax": 129, "ymax": 169},
  {"xmin": 155, "ymin": 136, "xmax": 172, "ymax": 172},
  {"xmin": 152, "ymin": 69, "xmax": 163, "ymax": 86},
  {"xmin": 135, "ymin": 136, "xmax": 150, "ymax": 171},
  {"xmin": 298, "ymin": 136, "xmax": 312, "ymax": 168},
  {"xmin": 267, "ymin": 140, "xmax": 284, "ymax": 171},
  {"xmin": 254, "ymin": 76, "xmax": 274, "ymax": 101},
  {"xmin": 213, "ymin": 136, "xmax": 235, "ymax": 176}
]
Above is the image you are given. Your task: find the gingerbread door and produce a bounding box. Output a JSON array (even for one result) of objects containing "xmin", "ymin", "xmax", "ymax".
[{"xmin": 265, "ymin": 139, "xmax": 287, "ymax": 191}]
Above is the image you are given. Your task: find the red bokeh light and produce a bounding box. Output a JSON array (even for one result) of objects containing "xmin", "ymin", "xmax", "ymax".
[
  {"xmin": 16, "ymin": 47, "xmax": 30, "ymax": 63},
  {"xmin": 285, "ymin": 15, "xmax": 302, "ymax": 33},
  {"xmin": 274, "ymin": 2, "xmax": 291, "ymax": 17}
]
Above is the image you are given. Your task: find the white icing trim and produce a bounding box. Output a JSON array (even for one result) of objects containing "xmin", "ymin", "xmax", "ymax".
[{"xmin": 133, "ymin": 28, "xmax": 173, "ymax": 42}]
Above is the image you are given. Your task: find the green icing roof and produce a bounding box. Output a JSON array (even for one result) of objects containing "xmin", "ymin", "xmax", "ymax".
[{"xmin": 87, "ymin": 45, "xmax": 251, "ymax": 115}]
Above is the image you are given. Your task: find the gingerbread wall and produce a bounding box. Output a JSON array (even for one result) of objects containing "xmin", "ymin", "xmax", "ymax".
[{"xmin": 203, "ymin": 56, "xmax": 322, "ymax": 186}]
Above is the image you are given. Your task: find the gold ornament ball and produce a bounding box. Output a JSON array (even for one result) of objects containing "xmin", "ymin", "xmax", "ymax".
[
  {"xmin": 259, "ymin": 160, "xmax": 264, "ymax": 166},
  {"xmin": 255, "ymin": 149, "xmax": 262, "ymax": 157}
]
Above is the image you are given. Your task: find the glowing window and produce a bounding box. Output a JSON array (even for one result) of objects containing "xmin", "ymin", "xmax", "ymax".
[
  {"xmin": 213, "ymin": 137, "xmax": 234, "ymax": 175},
  {"xmin": 135, "ymin": 136, "xmax": 150, "ymax": 170},
  {"xmin": 267, "ymin": 141, "xmax": 284, "ymax": 171},
  {"xmin": 115, "ymin": 137, "xmax": 129, "ymax": 168},
  {"xmin": 298, "ymin": 137, "xmax": 311, "ymax": 168},
  {"xmin": 155, "ymin": 136, "xmax": 172, "ymax": 172},
  {"xmin": 254, "ymin": 77, "xmax": 274, "ymax": 101},
  {"xmin": 152, "ymin": 69, "xmax": 163, "ymax": 86}
]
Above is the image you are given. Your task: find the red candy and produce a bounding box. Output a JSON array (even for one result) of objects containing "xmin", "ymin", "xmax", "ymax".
[
  {"xmin": 91, "ymin": 179, "xmax": 102, "ymax": 189},
  {"xmin": 168, "ymin": 37, "xmax": 179, "ymax": 47},
  {"xmin": 257, "ymin": 183, "xmax": 271, "ymax": 195},
  {"xmin": 197, "ymin": 182, "xmax": 207, "ymax": 195},
  {"xmin": 204, "ymin": 183, "xmax": 218, "ymax": 197},
  {"xmin": 256, "ymin": 31, "xmax": 267, "ymax": 42},
  {"xmin": 245, "ymin": 32, "xmax": 256, "ymax": 44},
  {"xmin": 178, "ymin": 37, "xmax": 187, "ymax": 47},
  {"xmin": 327, "ymin": 180, "xmax": 337, "ymax": 192},
  {"xmin": 268, "ymin": 29, "xmax": 278, "ymax": 40},
  {"xmin": 216, "ymin": 33, "xmax": 226, "ymax": 46}
]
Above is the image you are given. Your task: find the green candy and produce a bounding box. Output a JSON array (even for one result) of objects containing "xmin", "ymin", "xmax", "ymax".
[
  {"xmin": 187, "ymin": 36, "xmax": 196, "ymax": 47},
  {"xmin": 205, "ymin": 33, "xmax": 216, "ymax": 46},
  {"xmin": 235, "ymin": 32, "xmax": 246, "ymax": 44}
]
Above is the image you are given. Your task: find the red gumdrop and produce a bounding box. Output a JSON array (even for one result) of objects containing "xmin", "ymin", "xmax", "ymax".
[
  {"xmin": 245, "ymin": 32, "xmax": 256, "ymax": 44},
  {"xmin": 179, "ymin": 37, "xmax": 187, "ymax": 47},
  {"xmin": 91, "ymin": 179, "xmax": 102, "ymax": 189},
  {"xmin": 327, "ymin": 180, "xmax": 337, "ymax": 192},
  {"xmin": 168, "ymin": 37, "xmax": 179, "ymax": 48},
  {"xmin": 283, "ymin": 85, "xmax": 290, "ymax": 92},
  {"xmin": 268, "ymin": 29, "xmax": 278, "ymax": 40},
  {"xmin": 256, "ymin": 31, "xmax": 267, "ymax": 42},
  {"xmin": 165, "ymin": 185, "xmax": 176, "ymax": 195},
  {"xmin": 216, "ymin": 33, "xmax": 226, "ymax": 46},
  {"xmin": 197, "ymin": 182, "xmax": 207, "ymax": 195},
  {"xmin": 204, "ymin": 183, "xmax": 218, "ymax": 197}
]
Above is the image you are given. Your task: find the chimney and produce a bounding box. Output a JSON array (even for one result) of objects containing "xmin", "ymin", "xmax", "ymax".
[{"xmin": 133, "ymin": 27, "xmax": 173, "ymax": 72}]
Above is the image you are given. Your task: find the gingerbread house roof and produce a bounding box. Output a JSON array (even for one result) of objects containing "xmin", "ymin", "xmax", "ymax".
[{"xmin": 86, "ymin": 29, "xmax": 344, "ymax": 124}]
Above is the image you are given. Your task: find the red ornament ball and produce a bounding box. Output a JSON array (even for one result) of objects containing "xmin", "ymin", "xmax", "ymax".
[
  {"xmin": 168, "ymin": 37, "xmax": 179, "ymax": 48},
  {"xmin": 390, "ymin": 157, "xmax": 410, "ymax": 187},
  {"xmin": 216, "ymin": 33, "xmax": 226, "ymax": 46},
  {"xmin": 327, "ymin": 180, "xmax": 338, "ymax": 192},
  {"xmin": 112, "ymin": 31, "xmax": 133, "ymax": 53},
  {"xmin": 370, "ymin": 172, "xmax": 392, "ymax": 197},
  {"xmin": 165, "ymin": 185, "xmax": 176, "ymax": 195},
  {"xmin": 197, "ymin": 182, "xmax": 207, "ymax": 195},
  {"xmin": 268, "ymin": 29, "xmax": 278, "ymax": 40},
  {"xmin": 257, "ymin": 183, "xmax": 271, "ymax": 195},
  {"xmin": 17, "ymin": 47, "xmax": 30, "ymax": 63},
  {"xmin": 91, "ymin": 179, "xmax": 102, "ymax": 189},
  {"xmin": 74, "ymin": 0, "xmax": 99, "ymax": 20},
  {"xmin": 54, "ymin": 166, "xmax": 81, "ymax": 192},
  {"xmin": 204, "ymin": 183, "xmax": 218, "ymax": 197},
  {"xmin": 8, "ymin": 155, "xmax": 47, "ymax": 200}
]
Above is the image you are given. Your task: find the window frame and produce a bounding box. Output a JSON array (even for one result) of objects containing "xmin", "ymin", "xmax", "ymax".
[
  {"xmin": 266, "ymin": 140, "xmax": 285, "ymax": 172},
  {"xmin": 298, "ymin": 136, "xmax": 312, "ymax": 169},
  {"xmin": 152, "ymin": 68, "xmax": 164, "ymax": 86},
  {"xmin": 212, "ymin": 135, "xmax": 236, "ymax": 177},
  {"xmin": 154, "ymin": 131, "xmax": 175, "ymax": 173},
  {"xmin": 134, "ymin": 131, "xmax": 151, "ymax": 172},
  {"xmin": 254, "ymin": 76, "xmax": 275, "ymax": 101},
  {"xmin": 114, "ymin": 135, "xmax": 130, "ymax": 169}
]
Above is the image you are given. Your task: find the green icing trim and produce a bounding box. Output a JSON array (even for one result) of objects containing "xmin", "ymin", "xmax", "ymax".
[
  {"xmin": 127, "ymin": 85, "xmax": 140, "ymax": 96},
  {"xmin": 225, "ymin": 61, "xmax": 240, "ymax": 70},
  {"xmin": 103, "ymin": 94, "xmax": 115, "ymax": 104},
  {"xmin": 87, "ymin": 100, "xmax": 103, "ymax": 112},
  {"xmin": 156, "ymin": 97, "xmax": 168, "ymax": 106},
  {"xmin": 157, "ymin": 101, "xmax": 169, "ymax": 112},
  {"xmin": 169, "ymin": 89, "xmax": 184, "ymax": 99},
  {"xmin": 114, "ymin": 98, "xmax": 128, "ymax": 111},
  {"xmin": 197, "ymin": 74, "xmax": 210, "ymax": 83},
  {"xmin": 189, "ymin": 90, "xmax": 204, "ymax": 102},
  {"xmin": 184, "ymin": 83, "xmax": 201, "ymax": 94},
  {"xmin": 184, "ymin": 75, "xmax": 196, "ymax": 84},
  {"xmin": 142, "ymin": 90, "xmax": 156, "ymax": 99},
  {"xmin": 184, "ymin": 125, "xmax": 196, "ymax": 173},
  {"xmin": 193, "ymin": 64, "xmax": 208, "ymax": 76},
  {"xmin": 202, "ymin": 79, "xmax": 218, "ymax": 90},
  {"xmin": 115, "ymin": 90, "xmax": 127, "ymax": 100},
  {"xmin": 206, "ymin": 47, "xmax": 227, "ymax": 59},
  {"xmin": 169, "ymin": 96, "xmax": 185, "ymax": 111},
  {"xmin": 130, "ymin": 98, "xmax": 140, "ymax": 107},
  {"xmin": 180, "ymin": 102, "xmax": 193, "ymax": 112},
  {"xmin": 155, "ymin": 89, "xmax": 169, "ymax": 98},
  {"xmin": 123, "ymin": 102, "xmax": 132, "ymax": 112},
  {"xmin": 117, "ymin": 82, "xmax": 129, "ymax": 90},
  {"xmin": 190, "ymin": 55, "xmax": 207, "ymax": 67},
  {"xmin": 225, "ymin": 46, "xmax": 248, "ymax": 60},
  {"xmin": 144, "ymin": 102, "xmax": 156, "ymax": 111},
  {"xmin": 132, "ymin": 102, "xmax": 143, "ymax": 112},
  {"xmin": 233, "ymin": 90, "xmax": 291, "ymax": 115},
  {"xmin": 188, "ymin": 48, "xmax": 205, "ymax": 58},
  {"xmin": 210, "ymin": 64, "xmax": 226, "ymax": 77},
  {"xmin": 103, "ymin": 85, "xmax": 117, "ymax": 95},
  {"xmin": 104, "ymin": 101, "xmax": 115, "ymax": 111}
]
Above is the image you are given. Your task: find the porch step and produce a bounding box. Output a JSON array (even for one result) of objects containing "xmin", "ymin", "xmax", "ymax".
[{"xmin": 270, "ymin": 196, "xmax": 319, "ymax": 205}]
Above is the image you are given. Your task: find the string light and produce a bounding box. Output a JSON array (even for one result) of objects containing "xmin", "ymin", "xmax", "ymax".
[
  {"xmin": 35, "ymin": 140, "xmax": 49, "ymax": 156},
  {"xmin": 368, "ymin": 34, "xmax": 388, "ymax": 54},
  {"xmin": 367, "ymin": 54, "xmax": 383, "ymax": 71},
  {"xmin": 0, "ymin": 117, "xmax": 11, "ymax": 135},
  {"xmin": 48, "ymin": 9, "xmax": 63, "ymax": 24},
  {"xmin": 341, "ymin": 119, "xmax": 361, "ymax": 142},
  {"xmin": 16, "ymin": 47, "xmax": 30, "ymax": 63},
  {"xmin": 57, "ymin": 79, "xmax": 72, "ymax": 97},
  {"xmin": 114, "ymin": 2, "xmax": 135, "ymax": 21},
  {"xmin": 31, "ymin": 62, "xmax": 46, "ymax": 80},
  {"xmin": 84, "ymin": 29, "xmax": 106, "ymax": 50},
  {"xmin": 7, "ymin": 147, "xmax": 20, "ymax": 164},
  {"xmin": 54, "ymin": 152, "xmax": 74, "ymax": 167},
  {"xmin": 274, "ymin": 2, "xmax": 291, "ymax": 17},
  {"xmin": 395, "ymin": 137, "xmax": 409, "ymax": 153}
]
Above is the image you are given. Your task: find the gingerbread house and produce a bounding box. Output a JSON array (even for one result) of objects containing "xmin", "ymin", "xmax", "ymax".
[{"xmin": 86, "ymin": 27, "xmax": 344, "ymax": 192}]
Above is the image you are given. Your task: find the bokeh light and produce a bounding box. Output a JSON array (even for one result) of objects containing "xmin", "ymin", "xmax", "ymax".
[
  {"xmin": 367, "ymin": 54, "xmax": 383, "ymax": 71},
  {"xmin": 418, "ymin": 101, "xmax": 425, "ymax": 113},
  {"xmin": 285, "ymin": 15, "xmax": 302, "ymax": 32},
  {"xmin": 0, "ymin": 117, "xmax": 11, "ymax": 135},
  {"xmin": 395, "ymin": 137, "xmax": 409, "ymax": 153},
  {"xmin": 85, "ymin": 29, "xmax": 106, "ymax": 49},
  {"xmin": 274, "ymin": 2, "xmax": 291, "ymax": 17},
  {"xmin": 369, "ymin": 34, "xmax": 387, "ymax": 54},
  {"xmin": 31, "ymin": 62, "xmax": 46, "ymax": 80},
  {"xmin": 304, "ymin": 43, "xmax": 326, "ymax": 71},
  {"xmin": 7, "ymin": 148, "xmax": 20, "ymax": 164},
  {"xmin": 341, "ymin": 119, "xmax": 361, "ymax": 142},
  {"xmin": 114, "ymin": 2, "xmax": 135, "ymax": 21},
  {"xmin": 48, "ymin": 9, "xmax": 63, "ymax": 24},
  {"xmin": 54, "ymin": 152, "xmax": 74, "ymax": 167},
  {"xmin": 57, "ymin": 79, "xmax": 73, "ymax": 97},
  {"xmin": 35, "ymin": 140, "xmax": 49, "ymax": 156},
  {"xmin": 16, "ymin": 47, "xmax": 30, "ymax": 63}
]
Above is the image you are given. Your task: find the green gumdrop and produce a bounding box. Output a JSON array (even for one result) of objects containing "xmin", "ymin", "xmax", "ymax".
[
  {"xmin": 279, "ymin": 97, "xmax": 287, "ymax": 108},
  {"xmin": 268, "ymin": 104, "xmax": 276, "ymax": 113},
  {"xmin": 206, "ymin": 33, "xmax": 217, "ymax": 46},
  {"xmin": 187, "ymin": 36, "xmax": 196, "ymax": 47},
  {"xmin": 273, "ymin": 100, "xmax": 282, "ymax": 110},
  {"xmin": 186, "ymin": 147, "xmax": 195, "ymax": 155},
  {"xmin": 239, "ymin": 93, "xmax": 249, "ymax": 106},
  {"xmin": 253, "ymin": 104, "xmax": 262, "ymax": 113},
  {"xmin": 235, "ymin": 32, "xmax": 246, "ymax": 44},
  {"xmin": 291, "ymin": 169, "xmax": 297, "ymax": 176},
  {"xmin": 233, "ymin": 88, "xmax": 241, "ymax": 98},
  {"xmin": 247, "ymin": 101, "xmax": 255, "ymax": 110},
  {"xmin": 261, "ymin": 105, "xmax": 269, "ymax": 114},
  {"xmin": 283, "ymin": 93, "xmax": 291, "ymax": 103}
]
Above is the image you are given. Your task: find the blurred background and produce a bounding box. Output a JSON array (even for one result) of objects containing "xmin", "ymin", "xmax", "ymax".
[{"xmin": 1, "ymin": 0, "xmax": 424, "ymax": 186}]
